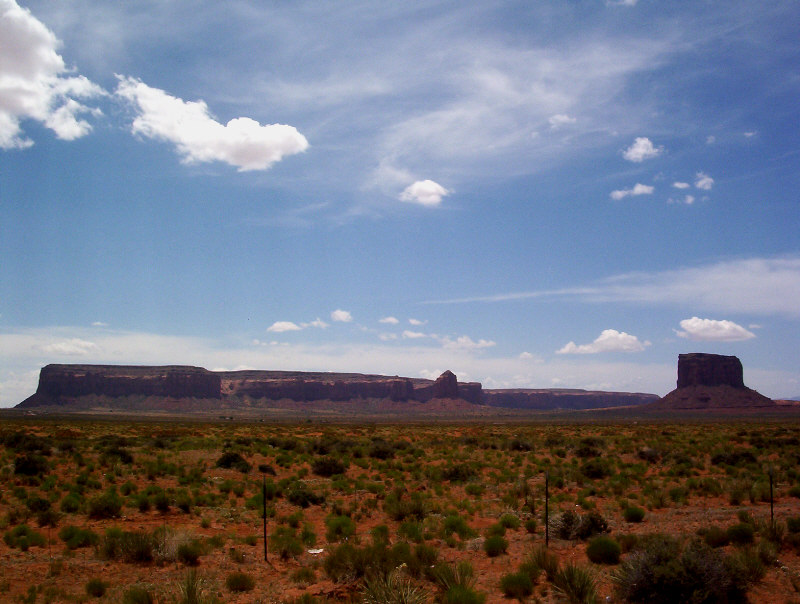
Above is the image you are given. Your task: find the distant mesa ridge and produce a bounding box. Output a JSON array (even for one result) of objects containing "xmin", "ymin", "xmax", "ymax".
[
  {"xmin": 652, "ymin": 353, "xmax": 774, "ymax": 410},
  {"xmin": 17, "ymin": 364, "xmax": 657, "ymax": 411}
]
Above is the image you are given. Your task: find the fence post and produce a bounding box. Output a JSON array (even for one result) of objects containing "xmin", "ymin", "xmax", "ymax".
[
  {"xmin": 545, "ymin": 471, "xmax": 549, "ymax": 547},
  {"xmin": 263, "ymin": 475, "xmax": 268, "ymax": 562}
]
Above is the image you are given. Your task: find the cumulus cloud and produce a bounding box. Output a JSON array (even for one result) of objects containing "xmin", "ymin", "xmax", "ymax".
[
  {"xmin": 267, "ymin": 321, "xmax": 302, "ymax": 333},
  {"xmin": 695, "ymin": 172, "xmax": 714, "ymax": 190},
  {"xmin": 675, "ymin": 317, "xmax": 755, "ymax": 341},
  {"xmin": 548, "ymin": 113, "xmax": 576, "ymax": 129},
  {"xmin": 302, "ymin": 318, "xmax": 328, "ymax": 329},
  {"xmin": 557, "ymin": 329, "xmax": 649, "ymax": 354},
  {"xmin": 399, "ymin": 180, "xmax": 449, "ymax": 206},
  {"xmin": 40, "ymin": 338, "xmax": 98, "ymax": 356},
  {"xmin": 610, "ymin": 183, "xmax": 654, "ymax": 200},
  {"xmin": 0, "ymin": 0, "xmax": 104, "ymax": 149},
  {"xmin": 622, "ymin": 137, "xmax": 663, "ymax": 162},
  {"xmin": 379, "ymin": 316, "xmax": 399, "ymax": 325},
  {"xmin": 331, "ymin": 309, "xmax": 353, "ymax": 323},
  {"xmin": 672, "ymin": 181, "xmax": 690, "ymax": 189},
  {"xmin": 402, "ymin": 330, "xmax": 427, "ymax": 339},
  {"xmin": 408, "ymin": 318, "xmax": 426, "ymax": 326},
  {"xmin": 115, "ymin": 76, "xmax": 308, "ymax": 171}
]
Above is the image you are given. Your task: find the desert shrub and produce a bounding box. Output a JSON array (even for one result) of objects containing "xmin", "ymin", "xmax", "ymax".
[
  {"xmin": 557, "ymin": 510, "xmax": 609, "ymax": 540},
  {"xmin": 433, "ymin": 561, "xmax": 484, "ymax": 602},
  {"xmin": 407, "ymin": 543, "xmax": 439, "ymax": 579},
  {"xmin": 483, "ymin": 534, "xmax": 508, "ymax": 557},
  {"xmin": 623, "ymin": 505, "xmax": 645, "ymax": 523},
  {"xmin": 363, "ymin": 569, "xmax": 428, "ymax": 604},
  {"xmin": 499, "ymin": 513, "xmax": 520, "ymax": 530},
  {"xmin": 325, "ymin": 514, "xmax": 356, "ymax": 542},
  {"xmin": 443, "ymin": 514, "xmax": 475, "ymax": 539},
  {"xmin": 524, "ymin": 518, "xmax": 538, "ymax": 534},
  {"xmin": 399, "ymin": 521, "xmax": 424, "ymax": 542},
  {"xmin": 14, "ymin": 453, "xmax": 49, "ymax": 477},
  {"xmin": 122, "ymin": 585, "xmax": 153, "ymax": 604},
  {"xmin": 442, "ymin": 463, "xmax": 477, "ymax": 483},
  {"xmin": 324, "ymin": 542, "xmax": 408, "ymax": 583},
  {"xmin": 177, "ymin": 539, "xmax": 204, "ymax": 566},
  {"xmin": 553, "ymin": 563, "xmax": 597, "ymax": 604},
  {"xmin": 87, "ymin": 490, "xmax": 122, "ymax": 519},
  {"xmin": 711, "ymin": 449, "xmax": 757, "ymax": 467},
  {"xmin": 225, "ymin": 571, "xmax": 254, "ymax": 593},
  {"xmin": 786, "ymin": 516, "xmax": 800, "ymax": 534},
  {"xmin": 465, "ymin": 484, "xmax": 484, "ymax": 497},
  {"xmin": 586, "ymin": 535, "xmax": 621, "ymax": 564},
  {"xmin": 270, "ymin": 526, "xmax": 303, "ymax": 559},
  {"xmin": 286, "ymin": 482, "xmax": 325, "ymax": 508},
  {"xmin": 612, "ymin": 536, "xmax": 749, "ymax": 604},
  {"xmin": 60, "ymin": 492, "xmax": 82, "ymax": 513},
  {"xmin": 291, "ymin": 566, "xmax": 316, "ymax": 585},
  {"xmin": 215, "ymin": 451, "xmax": 251, "ymax": 473},
  {"xmin": 580, "ymin": 458, "xmax": 612, "ymax": 479},
  {"xmin": 526, "ymin": 545, "xmax": 559, "ymax": 581},
  {"xmin": 728, "ymin": 547, "xmax": 767, "ymax": 584},
  {"xmin": 727, "ymin": 522, "xmax": 755, "ymax": 546},
  {"xmin": 500, "ymin": 572, "xmax": 533, "ymax": 600},
  {"xmin": 58, "ymin": 525, "xmax": 98, "ymax": 549},
  {"xmin": 576, "ymin": 511, "xmax": 609, "ymax": 539},
  {"xmin": 312, "ymin": 456, "xmax": 347, "ymax": 477},
  {"xmin": 97, "ymin": 528, "xmax": 157, "ymax": 563},
  {"xmin": 4, "ymin": 524, "xmax": 46, "ymax": 550},
  {"xmin": 384, "ymin": 491, "xmax": 427, "ymax": 521},
  {"xmin": 555, "ymin": 509, "xmax": 582, "ymax": 539},
  {"xmin": 637, "ymin": 447, "xmax": 660, "ymax": 463},
  {"xmin": 86, "ymin": 578, "xmax": 106, "ymax": 598},
  {"xmin": 701, "ymin": 525, "xmax": 730, "ymax": 548},
  {"xmin": 617, "ymin": 534, "xmax": 639, "ymax": 553}
]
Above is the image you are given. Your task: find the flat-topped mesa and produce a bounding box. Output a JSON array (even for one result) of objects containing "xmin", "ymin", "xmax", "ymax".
[
  {"xmin": 653, "ymin": 353, "xmax": 774, "ymax": 410},
  {"xmin": 677, "ymin": 353, "xmax": 745, "ymax": 388}
]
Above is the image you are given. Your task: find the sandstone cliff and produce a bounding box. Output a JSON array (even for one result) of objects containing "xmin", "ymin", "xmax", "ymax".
[{"xmin": 484, "ymin": 389, "xmax": 658, "ymax": 410}]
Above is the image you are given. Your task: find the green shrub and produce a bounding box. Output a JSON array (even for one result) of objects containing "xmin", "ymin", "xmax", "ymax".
[
  {"xmin": 586, "ymin": 535, "xmax": 621, "ymax": 564},
  {"xmin": 215, "ymin": 451, "xmax": 251, "ymax": 473},
  {"xmin": 14, "ymin": 454, "xmax": 49, "ymax": 477},
  {"xmin": 325, "ymin": 514, "xmax": 356, "ymax": 542},
  {"xmin": 291, "ymin": 566, "xmax": 316, "ymax": 585},
  {"xmin": 524, "ymin": 518, "xmax": 538, "ymax": 534},
  {"xmin": 60, "ymin": 493, "xmax": 82, "ymax": 513},
  {"xmin": 312, "ymin": 456, "xmax": 347, "ymax": 477},
  {"xmin": 177, "ymin": 540, "xmax": 204, "ymax": 566},
  {"xmin": 443, "ymin": 514, "xmax": 475, "ymax": 539},
  {"xmin": 483, "ymin": 534, "xmax": 508, "ymax": 557},
  {"xmin": 87, "ymin": 490, "xmax": 122, "ymax": 519},
  {"xmin": 499, "ymin": 513, "xmax": 521, "ymax": 530},
  {"xmin": 225, "ymin": 571, "xmax": 254, "ymax": 592},
  {"xmin": 433, "ymin": 561, "xmax": 486, "ymax": 604},
  {"xmin": 58, "ymin": 525, "xmax": 98, "ymax": 549},
  {"xmin": 86, "ymin": 578, "xmax": 106, "ymax": 598},
  {"xmin": 363, "ymin": 569, "xmax": 428, "ymax": 604},
  {"xmin": 623, "ymin": 505, "xmax": 645, "ymax": 523},
  {"xmin": 270, "ymin": 526, "xmax": 303, "ymax": 559},
  {"xmin": 701, "ymin": 525, "xmax": 730, "ymax": 548},
  {"xmin": 122, "ymin": 585, "xmax": 153, "ymax": 604},
  {"xmin": 612, "ymin": 536, "xmax": 749, "ymax": 604},
  {"xmin": 4, "ymin": 524, "xmax": 46, "ymax": 550},
  {"xmin": 553, "ymin": 563, "xmax": 597, "ymax": 604},
  {"xmin": 526, "ymin": 545, "xmax": 559, "ymax": 581},
  {"xmin": 500, "ymin": 571, "xmax": 533, "ymax": 600},
  {"xmin": 727, "ymin": 523, "xmax": 755, "ymax": 546}
]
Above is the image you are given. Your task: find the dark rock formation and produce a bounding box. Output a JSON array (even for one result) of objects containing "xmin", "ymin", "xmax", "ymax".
[
  {"xmin": 484, "ymin": 389, "xmax": 658, "ymax": 410},
  {"xmin": 433, "ymin": 370, "xmax": 459, "ymax": 398},
  {"xmin": 677, "ymin": 353, "xmax": 745, "ymax": 388},
  {"xmin": 652, "ymin": 353, "xmax": 774, "ymax": 410},
  {"xmin": 21, "ymin": 364, "xmax": 221, "ymax": 407}
]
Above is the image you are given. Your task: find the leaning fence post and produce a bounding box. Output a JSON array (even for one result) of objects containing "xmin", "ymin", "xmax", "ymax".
[{"xmin": 545, "ymin": 470, "xmax": 550, "ymax": 547}]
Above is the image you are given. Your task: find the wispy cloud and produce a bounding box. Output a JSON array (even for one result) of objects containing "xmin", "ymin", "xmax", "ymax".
[
  {"xmin": 424, "ymin": 255, "xmax": 800, "ymax": 317},
  {"xmin": 610, "ymin": 183, "xmax": 654, "ymax": 200},
  {"xmin": 694, "ymin": 172, "xmax": 714, "ymax": 190}
]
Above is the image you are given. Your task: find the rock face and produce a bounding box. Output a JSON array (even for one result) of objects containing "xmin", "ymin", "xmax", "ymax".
[
  {"xmin": 653, "ymin": 353, "xmax": 774, "ymax": 410},
  {"xmin": 677, "ymin": 353, "xmax": 745, "ymax": 388}
]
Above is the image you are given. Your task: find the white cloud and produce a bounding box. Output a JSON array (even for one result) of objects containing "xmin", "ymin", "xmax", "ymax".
[
  {"xmin": 706, "ymin": 135, "xmax": 716, "ymax": 144},
  {"xmin": 441, "ymin": 335, "xmax": 496, "ymax": 350},
  {"xmin": 622, "ymin": 137, "xmax": 663, "ymax": 162},
  {"xmin": 408, "ymin": 318, "xmax": 426, "ymax": 326},
  {"xmin": 399, "ymin": 179, "xmax": 450, "ymax": 207},
  {"xmin": 694, "ymin": 172, "xmax": 714, "ymax": 190},
  {"xmin": 402, "ymin": 330, "xmax": 427, "ymax": 339},
  {"xmin": 302, "ymin": 318, "xmax": 329, "ymax": 329},
  {"xmin": 379, "ymin": 316, "xmax": 399, "ymax": 325},
  {"xmin": 672, "ymin": 181, "xmax": 690, "ymax": 189},
  {"xmin": 610, "ymin": 183, "xmax": 654, "ymax": 200},
  {"xmin": 40, "ymin": 338, "xmax": 98, "ymax": 356},
  {"xmin": 668, "ymin": 194, "xmax": 695, "ymax": 205},
  {"xmin": 548, "ymin": 113, "xmax": 576, "ymax": 129},
  {"xmin": 557, "ymin": 329, "xmax": 649, "ymax": 354},
  {"xmin": 331, "ymin": 309, "xmax": 353, "ymax": 323},
  {"xmin": 91, "ymin": 321, "xmax": 109, "ymax": 327},
  {"xmin": 267, "ymin": 321, "xmax": 302, "ymax": 333},
  {"xmin": 0, "ymin": 0, "xmax": 104, "ymax": 148},
  {"xmin": 744, "ymin": 131, "xmax": 757, "ymax": 138},
  {"xmin": 115, "ymin": 76, "xmax": 308, "ymax": 171},
  {"xmin": 675, "ymin": 317, "xmax": 755, "ymax": 342}
]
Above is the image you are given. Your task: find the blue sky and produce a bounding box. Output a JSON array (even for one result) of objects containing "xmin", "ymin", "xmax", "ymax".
[{"xmin": 1, "ymin": 0, "xmax": 799, "ymax": 406}]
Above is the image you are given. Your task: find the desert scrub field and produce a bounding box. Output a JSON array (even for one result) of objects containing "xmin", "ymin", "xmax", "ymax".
[{"xmin": 1, "ymin": 419, "xmax": 800, "ymax": 603}]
